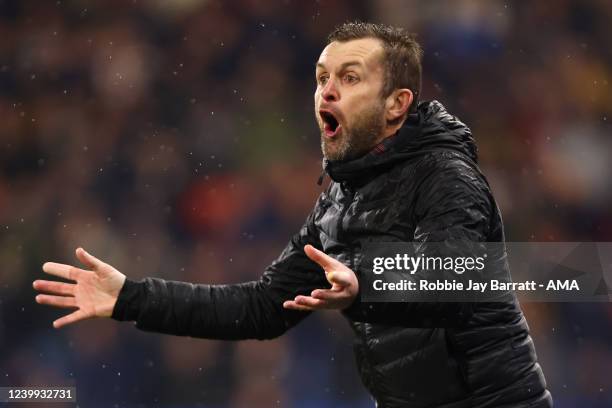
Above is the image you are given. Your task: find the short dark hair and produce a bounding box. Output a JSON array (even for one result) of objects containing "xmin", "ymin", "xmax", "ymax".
[{"xmin": 327, "ymin": 21, "xmax": 423, "ymax": 108}]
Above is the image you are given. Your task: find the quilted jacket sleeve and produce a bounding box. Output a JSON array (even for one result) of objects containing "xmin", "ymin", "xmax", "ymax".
[{"xmin": 111, "ymin": 202, "xmax": 327, "ymax": 340}]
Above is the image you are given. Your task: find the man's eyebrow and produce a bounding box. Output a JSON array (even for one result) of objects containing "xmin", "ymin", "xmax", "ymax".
[{"xmin": 316, "ymin": 60, "xmax": 364, "ymax": 71}]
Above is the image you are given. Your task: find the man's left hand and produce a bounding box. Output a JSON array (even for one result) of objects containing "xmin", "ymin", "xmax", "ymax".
[{"xmin": 283, "ymin": 245, "xmax": 358, "ymax": 311}]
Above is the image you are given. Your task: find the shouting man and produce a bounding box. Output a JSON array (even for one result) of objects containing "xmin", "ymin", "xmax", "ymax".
[{"xmin": 34, "ymin": 22, "xmax": 552, "ymax": 408}]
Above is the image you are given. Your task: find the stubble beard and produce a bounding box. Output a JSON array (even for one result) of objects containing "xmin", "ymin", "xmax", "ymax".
[{"xmin": 319, "ymin": 101, "xmax": 386, "ymax": 162}]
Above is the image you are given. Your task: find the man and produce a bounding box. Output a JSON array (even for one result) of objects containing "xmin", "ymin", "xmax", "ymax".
[{"xmin": 34, "ymin": 22, "xmax": 552, "ymax": 407}]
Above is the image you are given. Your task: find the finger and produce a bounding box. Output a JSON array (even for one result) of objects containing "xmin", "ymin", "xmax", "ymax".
[
  {"xmin": 42, "ymin": 262, "xmax": 82, "ymax": 281},
  {"xmin": 75, "ymin": 247, "xmax": 103, "ymax": 270},
  {"xmin": 33, "ymin": 280, "xmax": 75, "ymax": 296},
  {"xmin": 53, "ymin": 310, "xmax": 88, "ymax": 329},
  {"xmin": 311, "ymin": 288, "xmax": 348, "ymax": 301},
  {"xmin": 283, "ymin": 300, "xmax": 315, "ymax": 311},
  {"xmin": 294, "ymin": 295, "xmax": 329, "ymax": 309},
  {"xmin": 35, "ymin": 294, "xmax": 77, "ymax": 309},
  {"xmin": 304, "ymin": 245, "xmax": 338, "ymax": 269}
]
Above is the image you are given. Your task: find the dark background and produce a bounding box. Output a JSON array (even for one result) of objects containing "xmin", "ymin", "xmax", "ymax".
[{"xmin": 1, "ymin": 0, "xmax": 611, "ymax": 407}]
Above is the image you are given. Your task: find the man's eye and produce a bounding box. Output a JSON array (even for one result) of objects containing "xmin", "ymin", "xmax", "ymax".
[
  {"xmin": 344, "ymin": 74, "xmax": 358, "ymax": 83},
  {"xmin": 318, "ymin": 75, "xmax": 328, "ymax": 85}
]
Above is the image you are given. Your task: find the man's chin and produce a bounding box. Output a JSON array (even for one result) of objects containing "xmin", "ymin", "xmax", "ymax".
[
  {"xmin": 320, "ymin": 130, "xmax": 368, "ymax": 161},
  {"xmin": 321, "ymin": 136, "xmax": 345, "ymax": 161}
]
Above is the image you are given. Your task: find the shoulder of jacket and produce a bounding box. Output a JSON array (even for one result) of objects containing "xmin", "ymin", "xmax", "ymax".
[
  {"xmin": 404, "ymin": 150, "xmax": 482, "ymax": 181},
  {"xmin": 399, "ymin": 150, "xmax": 491, "ymax": 203}
]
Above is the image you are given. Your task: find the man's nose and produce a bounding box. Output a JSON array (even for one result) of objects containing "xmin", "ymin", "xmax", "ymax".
[{"xmin": 321, "ymin": 79, "xmax": 339, "ymax": 102}]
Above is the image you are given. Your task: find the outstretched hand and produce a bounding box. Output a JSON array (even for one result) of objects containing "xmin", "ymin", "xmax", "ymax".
[
  {"xmin": 33, "ymin": 248, "xmax": 126, "ymax": 329},
  {"xmin": 283, "ymin": 245, "xmax": 358, "ymax": 311}
]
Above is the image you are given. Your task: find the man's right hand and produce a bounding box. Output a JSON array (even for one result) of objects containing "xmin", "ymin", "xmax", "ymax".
[{"xmin": 33, "ymin": 248, "xmax": 126, "ymax": 329}]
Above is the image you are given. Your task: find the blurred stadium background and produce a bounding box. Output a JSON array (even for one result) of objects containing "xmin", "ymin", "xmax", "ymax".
[{"xmin": 1, "ymin": 0, "xmax": 611, "ymax": 407}]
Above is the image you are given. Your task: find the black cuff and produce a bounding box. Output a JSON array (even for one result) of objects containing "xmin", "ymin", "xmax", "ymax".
[
  {"xmin": 111, "ymin": 278, "xmax": 145, "ymax": 322},
  {"xmin": 341, "ymin": 289, "xmax": 365, "ymax": 321}
]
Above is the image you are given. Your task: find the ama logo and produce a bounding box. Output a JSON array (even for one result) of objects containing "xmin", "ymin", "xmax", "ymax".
[{"xmin": 546, "ymin": 280, "xmax": 579, "ymax": 291}]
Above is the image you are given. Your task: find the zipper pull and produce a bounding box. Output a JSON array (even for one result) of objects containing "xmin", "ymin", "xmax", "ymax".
[
  {"xmin": 317, "ymin": 159, "xmax": 330, "ymax": 186},
  {"xmin": 317, "ymin": 169, "xmax": 326, "ymax": 186}
]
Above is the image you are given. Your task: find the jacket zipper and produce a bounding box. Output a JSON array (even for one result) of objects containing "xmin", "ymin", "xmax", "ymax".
[
  {"xmin": 337, "ymin": 181, "xmax": 354, "ymax": 247},
  {"xmin": 337, "ymin": 183, "xmax": 370, "ymax": 355}
]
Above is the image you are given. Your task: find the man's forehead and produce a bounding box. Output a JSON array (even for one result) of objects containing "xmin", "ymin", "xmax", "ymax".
[{"xmin": 317, "ymin": 38, "xmax": 384, "ymax": 69}]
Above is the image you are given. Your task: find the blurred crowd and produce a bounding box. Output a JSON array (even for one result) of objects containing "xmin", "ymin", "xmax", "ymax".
[{"xmin": 1, "ymin": 0, "xmax": 611, "ymax": 407}]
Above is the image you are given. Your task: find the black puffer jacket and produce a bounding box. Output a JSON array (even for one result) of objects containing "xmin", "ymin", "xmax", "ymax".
[{"xmin": 112, "ymin": 101, "xmax": 552, "ymax": 408}]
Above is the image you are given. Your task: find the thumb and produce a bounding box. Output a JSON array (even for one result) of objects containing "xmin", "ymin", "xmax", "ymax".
[
  {"xmin": 304, "ymin": 245, "xmax": 337, "ymax": 269},
  {"xmin": 75, "ymin": 247, "xmax": 103, "ymax": 270},
  {"xmin": 327, "ymin": 269, "xmax": 352, "ymax": 287}
]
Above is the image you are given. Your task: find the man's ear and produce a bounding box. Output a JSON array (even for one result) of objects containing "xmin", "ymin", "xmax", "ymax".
[{"xmin": 385, "ymin": 88, "xmax": 413, "ymax": 124}]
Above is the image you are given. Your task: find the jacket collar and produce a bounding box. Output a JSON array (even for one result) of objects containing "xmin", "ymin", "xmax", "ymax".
[{"xmin": 321, "ymin": 100, "xmax": 477, "ymax": 184}]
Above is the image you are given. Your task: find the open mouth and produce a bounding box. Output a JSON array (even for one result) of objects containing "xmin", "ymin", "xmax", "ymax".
[{"xmin": 320, "ymin": 110, "xmax": 342, "ymax": 138}]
